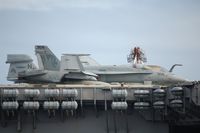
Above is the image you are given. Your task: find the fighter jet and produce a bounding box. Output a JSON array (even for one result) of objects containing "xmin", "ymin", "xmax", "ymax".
[
  {"xmin": 78, "ymin": 47, "xmax": 186, "ymax": 85},
  {"xmin": 6, "ymin": 45, "xmax": 187, "ymax": 85},
  {"xmin": 6, "ymin": 46, "xmax": 97, "ymax": 83}
]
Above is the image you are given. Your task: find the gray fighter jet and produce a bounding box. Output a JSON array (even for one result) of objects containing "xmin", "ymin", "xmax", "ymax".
[
  {"xmin": 6, "ymin": 46, "xmax": 97, "ymax": 83},
  {"xmin": 83, "ymin": 47, "xmax": 187, "ymax": 85},
  {"xmin": 6, "ymin": 45, "xmax": 187, "ymax": 85}
]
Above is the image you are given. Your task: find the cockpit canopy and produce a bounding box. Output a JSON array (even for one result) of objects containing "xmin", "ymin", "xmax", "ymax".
[{"xmin": 147, "ymin": 65, "xmax": 169, "ymax": 73}]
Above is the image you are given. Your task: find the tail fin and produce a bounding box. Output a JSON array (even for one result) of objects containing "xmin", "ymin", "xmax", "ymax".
[
  {"xmin": 35, "ymin": 45, "xmax": 60, "ymax": 71},
  {"xmin": 61, "ymin": 54, "xmax": 84, "ymax": 72},
  {"xmin": 6, "ymin": 54, "xmax": 36, "ymax": 82},
  {"xmin": 61, "ymin": 54, "xmax": 97, "ymax": 81}
]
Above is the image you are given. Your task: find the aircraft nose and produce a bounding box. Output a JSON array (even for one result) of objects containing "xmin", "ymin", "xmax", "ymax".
[{"xmin": 169, "ymin": 75, "xmax": 187, "ymax": 83}]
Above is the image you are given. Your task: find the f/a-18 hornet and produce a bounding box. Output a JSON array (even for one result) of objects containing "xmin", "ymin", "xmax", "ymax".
[
  {"xmin": 6, "ymin": 46, "xmax": 97, "ymax": 83},
  {"xmin": 6, "ymin": 45, "xmax": 187, "ymax": 85}
]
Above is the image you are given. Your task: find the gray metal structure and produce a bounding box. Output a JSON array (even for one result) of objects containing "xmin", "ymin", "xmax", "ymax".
[
  {"xmin": 6, "ymin": 46, "xmax": 97, "ymax": 83},
  {"xmin": 6, "ymin": 45, "xmax": 187, "ymax": 85}
]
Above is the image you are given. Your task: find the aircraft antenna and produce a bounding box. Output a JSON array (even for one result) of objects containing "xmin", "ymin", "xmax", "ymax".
[{"xmin": 127, "ymin": 47, "xmax": 147, "ymax": 64}]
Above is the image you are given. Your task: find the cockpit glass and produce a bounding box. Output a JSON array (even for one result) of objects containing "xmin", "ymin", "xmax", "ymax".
[
  {"xmin": 160, "ymin": 67, "xmax": 169, "ymax": 73},
  {"xmin": 147, "ymin": 65, "xmax": 169, "ymax": 73}
]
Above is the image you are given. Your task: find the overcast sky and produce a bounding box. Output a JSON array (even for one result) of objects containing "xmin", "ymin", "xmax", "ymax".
[{"xmin": 0, "ymin": 0, "xmax": 200, "ymax": 83}]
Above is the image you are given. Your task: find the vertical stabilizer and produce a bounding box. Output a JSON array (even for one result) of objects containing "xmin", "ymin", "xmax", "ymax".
[
  {"xmin": 35, "ymin": 45, "xmax": 60, "ymax": 71},
  {"xmin": 61, "ymin": 54, "xmax": 97, "ymax": 81},
  {"xmin": 6, "ymin": 54, "xmax": 36, "ymax": 82},
  {"xmin": 61, "ymin": 54, "xmax": 84, "ymax": 72}
]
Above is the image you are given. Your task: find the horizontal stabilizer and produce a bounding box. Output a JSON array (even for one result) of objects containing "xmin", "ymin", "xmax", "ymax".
[{"xmin": 6, "ymin": 54, "xmax": 33, "ymax": 63}]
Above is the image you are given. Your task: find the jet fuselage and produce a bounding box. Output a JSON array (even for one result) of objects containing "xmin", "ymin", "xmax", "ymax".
[{"xmin": 85, "ymin": 65, "xmax": 187, "ymax": 85}]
